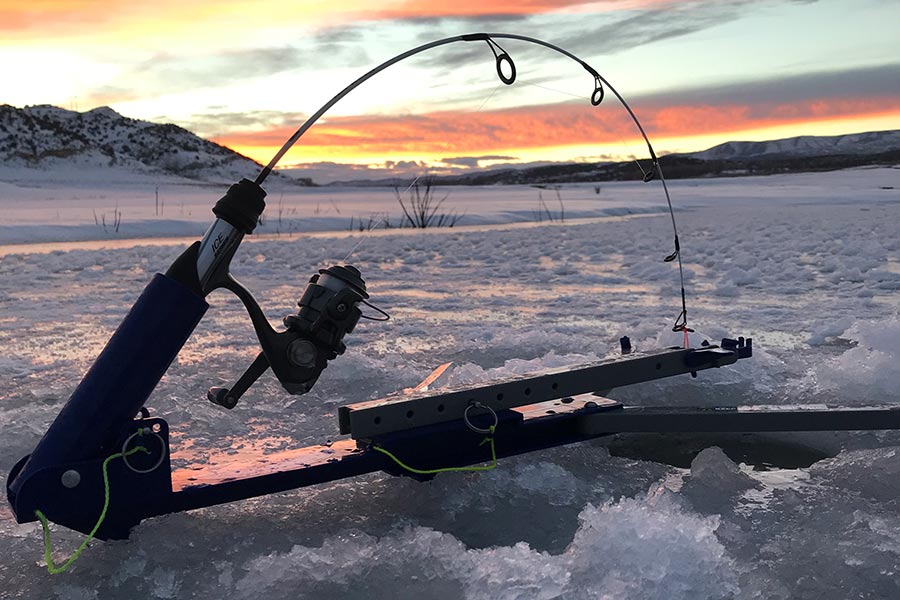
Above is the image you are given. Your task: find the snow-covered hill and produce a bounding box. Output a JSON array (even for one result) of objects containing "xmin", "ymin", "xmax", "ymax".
[
  {"xmin": 687, "ymin": 130, "xmax": 900, "ymax": 161},
  {"xmin": 0, "ymin": 104, "xmax": 309, "ymax": 186}
]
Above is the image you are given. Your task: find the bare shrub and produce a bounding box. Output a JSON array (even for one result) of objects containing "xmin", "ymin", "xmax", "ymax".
[{"xmin": 395, "ymin": 178, "xmax": 462, "ymax": 228}]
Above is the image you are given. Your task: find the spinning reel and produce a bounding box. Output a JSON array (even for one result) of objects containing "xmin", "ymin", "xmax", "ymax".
[{"xmin": 207, "ymin": 264, "xmax": 372, "ymax": 409}]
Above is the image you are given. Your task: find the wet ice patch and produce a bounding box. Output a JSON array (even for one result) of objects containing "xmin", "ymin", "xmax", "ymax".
[{"xmin": 0, "ymin": 356, "xmax": 39, "ymax": 378}]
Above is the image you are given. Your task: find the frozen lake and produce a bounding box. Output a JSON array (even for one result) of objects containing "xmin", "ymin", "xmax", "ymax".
[{"xmin": 1, "ymin": 166, "xmax": 900, "ymax": 598}]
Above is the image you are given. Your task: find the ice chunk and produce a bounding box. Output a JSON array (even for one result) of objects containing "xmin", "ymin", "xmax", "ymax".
[
  {"xmin": 681, "ymin": 447, "xmax": 761, "ymax": 513},
  {"xmin": 564, "ymin": 494, "xmax": 739, "ymax": 599},
  {"xmin": 806, "ymin": 317, "xmax": 853, "ymax": 346},
  {"xmin": 810, "ymin": 318, "xmax": 900, "ymax": 402},
  {"xmin": 810, "ymin": 447, "xmax": 900, "ymax": 503}
]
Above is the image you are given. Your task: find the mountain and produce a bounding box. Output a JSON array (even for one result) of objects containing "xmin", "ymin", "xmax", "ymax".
[
  {"xmin": 322, "ymin": 129, "xmax": 900, "ymax": 187},
  {"xmin": 0, "ymin": 104, "xmax": 310, "ymax": 185},
  {"xmin": 686, "ymin": 130, "xmax": 900, "ymax": 161}
]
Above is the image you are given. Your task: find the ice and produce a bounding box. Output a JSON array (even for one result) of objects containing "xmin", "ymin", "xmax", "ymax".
[
  {"xmin": 811, "ymin": 447, "xmax": 900, "ymax": 504},
  {"xmin": 681, "ymin": 447, "xmax": 761, "ymax": 514},
  {"xmin": 564, "ymin": 495, "xmax": 738, "ymax": 599},
  {"xmin": 2, "ymin": 167, "xmax": 900, "ymax": 598},
  {"xmin": 228, "ymin": 493, "xmax": 733, "ymax": 600},
  {"xmin": 807, "ymin": 317, "xmax": 854, "ymax": 346},
  {"xmin": 807, "ymin": 318, "xmax": 900, "ymax": 403}
]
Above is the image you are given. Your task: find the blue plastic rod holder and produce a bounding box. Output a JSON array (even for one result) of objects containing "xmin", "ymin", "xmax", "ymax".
[{"xmin": 7, "ymin": 273, "xmax": 208, "ymax": 528}]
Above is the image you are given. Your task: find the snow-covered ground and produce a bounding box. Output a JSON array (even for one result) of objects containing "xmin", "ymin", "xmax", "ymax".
[{"xmin": 1, "ymin": 166, "xmax": 899, "ymax": 599}]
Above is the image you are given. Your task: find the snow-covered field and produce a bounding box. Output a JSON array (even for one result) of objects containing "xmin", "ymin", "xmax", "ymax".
[{"xmin": 1, "ymin": 167, "xmax": 899, "ymax": 599}]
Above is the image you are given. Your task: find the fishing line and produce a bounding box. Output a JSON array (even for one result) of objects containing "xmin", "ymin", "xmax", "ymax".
[
  {"xmin": 475, "ymin": 82, "xmax": 504, "ymax": 112},
  {"xmin": 257, "ymin": 32, "xmax": 691, "ymax": 333},
  {"xmin": 403, "ymin": 174, "xmax": 423, "ymax": 194},
  {"xmin": 341, "ymin": 236, "xmax": 368, "ymax": 263},
  {"xmin": 516, "ymin": 78, "xmax": 585, "ymax": 101}
]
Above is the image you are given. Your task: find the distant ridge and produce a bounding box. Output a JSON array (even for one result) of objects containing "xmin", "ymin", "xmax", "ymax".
[
  {"xmin": 0, "ymin": 104, "xmax": 311, "ymax": 186},
  {"xmin": 322, "ymin": 129, "xmax": 900, "ymax": 187},
  {"xmin": 687, "ymin": 130, "xmax": 900, "ymax": 161}
]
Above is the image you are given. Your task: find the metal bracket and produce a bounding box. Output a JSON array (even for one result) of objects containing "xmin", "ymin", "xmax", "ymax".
[{"xmin": 338, "ymin": 339, "xmax": 750, "ymax": 439}]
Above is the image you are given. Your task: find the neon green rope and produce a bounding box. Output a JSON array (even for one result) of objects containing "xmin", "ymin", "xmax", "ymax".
[
  {"xmin": 35, "ymin": 445, "xmax": 148, "ymax": 574},
  {"xmin": 372, "ymin": 425, "xmax": 497, "ymax": 475}
]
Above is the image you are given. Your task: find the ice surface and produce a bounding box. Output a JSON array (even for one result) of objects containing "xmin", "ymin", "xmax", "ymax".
[{"xmin": 1, "ymin": 167, "xmax": 900, "ymax": 598}]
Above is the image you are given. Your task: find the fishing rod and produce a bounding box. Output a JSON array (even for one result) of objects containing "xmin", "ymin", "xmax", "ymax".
[{"xmin": 254, "ymin": 32, "xmax": 691, "ymax": 333}]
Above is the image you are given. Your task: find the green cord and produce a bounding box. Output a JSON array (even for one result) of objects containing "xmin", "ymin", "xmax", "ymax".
[
  {"xmin": 372, "ymin": 425, "xmax": 497, "ymax": 475},
  {"xmin": 35, "ymin": 445, "xmax": 148, "ymax": 575}
]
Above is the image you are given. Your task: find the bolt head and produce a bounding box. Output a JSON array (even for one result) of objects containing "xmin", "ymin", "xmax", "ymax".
[{"xmin": 61, "ymin": 470, "xmax": 81, "ymax": 489}]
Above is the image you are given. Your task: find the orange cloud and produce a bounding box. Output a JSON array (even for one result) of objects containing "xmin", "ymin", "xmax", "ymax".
[
  {"xmin": 359, "ymin": 0, "xmax": 676, "ymax": 19},
  {"xmin": 0, "ymin": 0, "xmax": 675, "ymax": 35},
  {"xmin": 0, "ymin": 1, "xmax": 358, "ymax": 37},
  {"xmin": 214, "ymin": 95, "xmax": 900, "ymax": 163}
]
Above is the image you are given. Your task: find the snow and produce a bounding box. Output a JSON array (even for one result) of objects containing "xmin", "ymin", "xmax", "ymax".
[{"xmin": 0, "ymin": 166, "xmax": 899, "ymax": 598}]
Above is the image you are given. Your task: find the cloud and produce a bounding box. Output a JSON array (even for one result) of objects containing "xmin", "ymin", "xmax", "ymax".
[
  {"xmin": 441, "ymin": 155, "xmax": 518, "ymax": 166},
  {"xmin": 214, "ymin": 64, "xmax": 900, "ymax": 156},
  {"xmin": 363, "ymin": 0, "xmax": 754, "ymax": 74},
  {"xmin": 384, "ymin": 159, "xmax": 429, "ymax": 169},
  {"xmin": 82, "ymin": 39, "xmax": 371, "ymax": 106},
  {"xmin": 652, "ymin": 64, "xmax": 900, "ymax": 107},
  {"xmin": 177, "ymin": 110, "xmax": 310, "ymax": 138},
  {"xmin": 128, "ymin": 46, "xmax": 328, "ymax": 89}
]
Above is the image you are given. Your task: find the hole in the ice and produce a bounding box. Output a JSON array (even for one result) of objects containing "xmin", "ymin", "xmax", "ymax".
[{"xmin": 606, "ymin": 433, "xmax": 835, "ymax": 469}]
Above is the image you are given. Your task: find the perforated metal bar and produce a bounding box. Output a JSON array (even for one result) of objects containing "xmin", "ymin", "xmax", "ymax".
[{"xmin": 339, "ymin": 346, "xmax": 740, "ymax": 438}]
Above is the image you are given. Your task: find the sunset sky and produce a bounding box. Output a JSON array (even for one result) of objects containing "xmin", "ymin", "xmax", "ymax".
[{"xmin": 2, "ymin": 0, "xmax": 898, "ymax": 180}]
